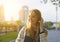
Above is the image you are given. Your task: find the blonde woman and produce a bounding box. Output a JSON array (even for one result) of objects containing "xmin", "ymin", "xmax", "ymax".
[{"xmin": 15, "ymin": 9, "xmax": 48, "ymax": 42}]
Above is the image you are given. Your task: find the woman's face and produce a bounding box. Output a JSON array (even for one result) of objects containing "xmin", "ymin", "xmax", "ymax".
[{"xmin": 28, "ymin": 11, "xmax": 39, "ymax": 24}]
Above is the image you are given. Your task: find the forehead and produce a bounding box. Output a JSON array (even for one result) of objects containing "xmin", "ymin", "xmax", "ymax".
[{"xmin": 29, "ymin": 10, "xmax": 37, "ymax": 16}]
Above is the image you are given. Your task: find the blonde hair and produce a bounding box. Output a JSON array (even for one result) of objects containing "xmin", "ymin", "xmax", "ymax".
[
  {"xmin": 26, "ymin": 9, "xmax": 44, "ymax": 39},
  {"xmin": 30, "ymin": 9, "xmax": 41, "ymax": 20},
  {"xmin": 26, "ymin": 9, "xmax": 42, "ymax": 27}
]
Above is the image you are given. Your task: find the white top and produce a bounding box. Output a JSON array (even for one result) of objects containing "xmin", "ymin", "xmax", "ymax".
[{"xmin": 15, "ymin": 26, "xmax": 26, "ymax": 42}]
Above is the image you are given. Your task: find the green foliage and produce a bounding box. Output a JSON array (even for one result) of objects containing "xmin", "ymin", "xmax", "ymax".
[
  {"xmin": 0, "ymin": 21, "xmax": 8, "ymax": 26},
  {"xmin": 51, "ymin": 26, "xmax": 56, "ymax": 29},
  {"xmin": 58, "ymin": 22, "xmax": 60, "ymax": 27},
  {"xmin": 44, "ymin": 21, "xmax": 53, "ymax": 28},
  {"xmin": 15, "ymin": 20, "xmax": 24, "ymax": 26}
]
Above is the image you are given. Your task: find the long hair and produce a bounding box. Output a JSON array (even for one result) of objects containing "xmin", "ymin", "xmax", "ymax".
[
  {"xmin": 26, "ymin": 9, "xmax": 42, "ymax": 28},
  {"xmin": 26, "ymin": 9, "xmax": 43, "ymax": 40},
  {"xmin": 27, "ymin": 9, "xmax": 43, "ymax": 33}
]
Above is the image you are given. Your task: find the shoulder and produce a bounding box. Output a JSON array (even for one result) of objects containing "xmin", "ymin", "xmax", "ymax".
[
  {"xmin": 15, "ymin": 26, "xmax": 27, "ymax": 42},
  {"xmin": 18, "ymin": 26, "xmax": 26, "ymax": 35},
  {"xmin": 17, "ymin": 26, "xmax": 27, "ymax": 38}
]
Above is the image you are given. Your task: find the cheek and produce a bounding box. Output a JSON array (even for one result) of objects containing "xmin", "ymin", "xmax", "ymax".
[
  {"xmin": 28, "ymin": 18, "xmax": 30, "ymax": 22},
  {"xmin": 34, "ymin": 18, "xmax": 38, "ymax": 21},
  {"xmin": 28, "ymin": 17, "xmax": 31, "ymax": 22}
]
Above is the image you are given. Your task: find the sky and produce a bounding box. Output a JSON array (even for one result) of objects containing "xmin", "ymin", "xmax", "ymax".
[{"xmin": 0, "ymin": 0, "xmax": 60, "ymax": 22}]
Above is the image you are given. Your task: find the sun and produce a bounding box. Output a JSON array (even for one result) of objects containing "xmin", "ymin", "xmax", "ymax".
[
  {"xmin": 4, "ymin": 6, "xmax": 19, "ymax": 21},
  {"xmin": 4, "ymin": 1, "xmax": 19, "ymax": 21}
]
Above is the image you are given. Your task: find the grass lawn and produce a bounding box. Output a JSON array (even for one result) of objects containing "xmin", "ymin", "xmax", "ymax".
[{"xmin": 0, "ymin": 32, "xmax": 18, "ymax": 42}]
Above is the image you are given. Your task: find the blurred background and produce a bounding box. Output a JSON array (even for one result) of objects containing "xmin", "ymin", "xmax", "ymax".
[{"xmin": 0, "ymin": 0, "xmax": 60, "ymax": 42}]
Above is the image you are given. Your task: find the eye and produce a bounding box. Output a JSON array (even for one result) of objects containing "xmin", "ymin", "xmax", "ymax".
[{"xmin": 32, "ymin": 15, "xmax": 35, "ymax": 17}]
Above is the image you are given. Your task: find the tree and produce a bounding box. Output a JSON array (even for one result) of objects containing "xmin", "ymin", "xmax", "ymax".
[
  {"xmin": 44, "ymin": 21, "xmax": 53, "ymax": 28},
  {"xmin": 0, "ymin": 21, "xmax": 8, "ymax": 33},
  {"xmin": 15, "ymin": 20, "xmax": 24, "ymax": 32},
  {"xmin": 15, "ymin": 20, "xmax": 24, "ymax": 26},
  {"xmin": 58, "ymin": 22, "xmax": 60, "ymax": 27},
  {"xmin": 1, "ymin": 21, "xmax": 8, "ymax": 26}
]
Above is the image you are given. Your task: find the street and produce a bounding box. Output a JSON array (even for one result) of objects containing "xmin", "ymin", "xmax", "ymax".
[{"xmin": 48, "ymin": 30, "xmax": 60, "ymax": 42}]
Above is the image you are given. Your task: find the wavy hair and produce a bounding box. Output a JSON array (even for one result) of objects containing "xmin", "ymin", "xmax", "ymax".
[{"xmin": 26, "ymin": 9, "xmax": 42, "ymax": 28}]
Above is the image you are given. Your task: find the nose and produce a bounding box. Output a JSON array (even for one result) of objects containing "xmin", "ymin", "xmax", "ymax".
[
  {"xmin": 30, "ymin": 17, "xmax": 32, "ymax": 20},
  {"xmin": 29, "ymin": 16, "xmax": 32, "ymax": 20}
]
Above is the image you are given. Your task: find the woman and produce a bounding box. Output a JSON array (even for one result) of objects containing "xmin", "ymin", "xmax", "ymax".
[{"xmin": 15, "ymin": 9, "xmax": 47, "ymax": 42}]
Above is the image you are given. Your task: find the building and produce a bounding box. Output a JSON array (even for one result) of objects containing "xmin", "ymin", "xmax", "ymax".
[
  {"xmin": 19, "ymin": 5, "xmax": 29, "ymax": 24},
  {"xmin": 0, "ymin": 5, "xmax": 5, "ymax": 22}
]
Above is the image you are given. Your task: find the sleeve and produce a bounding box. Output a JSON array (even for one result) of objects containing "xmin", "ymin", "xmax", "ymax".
[{"xmin": 15, "ymin": 26, "xmax": 26, "ymax": 42}]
